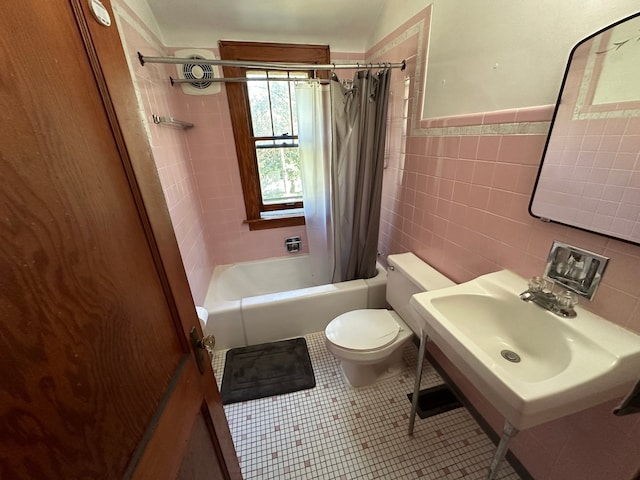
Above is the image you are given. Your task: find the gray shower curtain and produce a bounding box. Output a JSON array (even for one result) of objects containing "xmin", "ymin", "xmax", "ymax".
[{"xmin": 330, "ymin": 69, "xmax": 391, "ymax": 282}]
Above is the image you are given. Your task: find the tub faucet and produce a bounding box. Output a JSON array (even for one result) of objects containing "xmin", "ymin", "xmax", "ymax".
[
  {"xmin": 284, "ymin": 236, "xmax": 302, "ymax": 253},
  {"xmin": 520, "ymin": 277, "xmax": 578, "ymax": 318}
]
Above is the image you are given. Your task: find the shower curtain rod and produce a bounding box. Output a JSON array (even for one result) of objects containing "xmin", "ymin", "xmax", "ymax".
[
  {"xmin": 169, "ymin": 76, "xmax": 332, "ymax": 85},
  {"xmin": 137, "ymin": 52, "xmax": 406, "ymax": 71}
]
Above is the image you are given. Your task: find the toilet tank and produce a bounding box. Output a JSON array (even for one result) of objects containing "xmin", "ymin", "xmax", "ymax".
[{"xmin": 386, "ymin": 253, "xmax": 455, "ymax": 335}]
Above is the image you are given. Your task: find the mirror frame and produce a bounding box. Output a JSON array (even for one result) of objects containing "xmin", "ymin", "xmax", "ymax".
[{"xmin": 529, "ymin": 11, "xmax": 640, "ymax": 246}]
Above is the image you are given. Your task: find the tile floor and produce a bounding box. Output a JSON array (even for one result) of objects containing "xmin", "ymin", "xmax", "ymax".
[{"xmin": 212, "ymin": 332, "xmax": 522, "ymax": 480}]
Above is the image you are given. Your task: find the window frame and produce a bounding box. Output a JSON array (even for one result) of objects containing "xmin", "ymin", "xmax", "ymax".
[{"xmin": 219, "ymin": 41, "xmax": 330, "ymax": 231}]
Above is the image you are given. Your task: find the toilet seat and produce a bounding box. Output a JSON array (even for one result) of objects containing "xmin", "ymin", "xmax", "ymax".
[{"xmin": 325, "ymin": 309, "xmax": 400, "ymax": 351}]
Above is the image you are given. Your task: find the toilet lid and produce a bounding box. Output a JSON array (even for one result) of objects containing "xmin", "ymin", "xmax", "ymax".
[{"xmin": 325, "ymin": 309, "xmax": 400, "ymax": 351}]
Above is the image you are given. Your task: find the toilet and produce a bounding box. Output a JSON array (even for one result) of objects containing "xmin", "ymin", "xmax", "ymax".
[{"xmin": 324, "ymin": 252, "xmax": 455, "ymax": 387}]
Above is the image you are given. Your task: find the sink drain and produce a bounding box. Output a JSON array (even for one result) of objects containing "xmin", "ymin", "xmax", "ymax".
[{"xmin": 500, "ymin": 350, "xmax": 521, "ymax": 363}]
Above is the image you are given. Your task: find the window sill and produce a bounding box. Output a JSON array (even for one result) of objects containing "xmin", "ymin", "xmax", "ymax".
[
  {"xmin": 261, "ymin": 208, "xmax": 304, "ymax": 218},
  {"xmin": 244, "ymin": 214, "xmax": 305, "ymax": 231}
]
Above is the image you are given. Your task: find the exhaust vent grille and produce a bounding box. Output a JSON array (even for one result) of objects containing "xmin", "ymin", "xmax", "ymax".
[
  {"xmin": 174, "ymin": 49, "xmax": 220, "ymax": 95},
  {"xmin": 182, "ymin": 56, "xmax": 213, "ymax": 90}
]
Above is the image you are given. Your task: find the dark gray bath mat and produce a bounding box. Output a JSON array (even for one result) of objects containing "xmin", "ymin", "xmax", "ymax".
[
  {"xmin": 220, "ymin": 337, "xmax": 315, "ymax": 405},
  {"xmin": 407, "ymin": 384, "xmax": 463, "ymax": 419}
]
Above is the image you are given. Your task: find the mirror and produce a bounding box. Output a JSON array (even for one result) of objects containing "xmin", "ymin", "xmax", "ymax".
[{"xmin": 530, "ymin": 12, "xmax": 640, "ymax": 245}]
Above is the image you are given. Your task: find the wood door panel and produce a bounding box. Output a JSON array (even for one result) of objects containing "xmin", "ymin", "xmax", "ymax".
[
  {"xmin": 0, "ymin": 2, "xmax": 184, "ymax": 478},
  {"xmin": 1, "ymin": 1, "xmax": 241, "ymax": 479},
  {"xmin": 131, "ymin": 360, "xmax": 226, "ymax": 479},
  {"xmin": 176, "ymin": 408, "xmax": 226, "ymax": 480}
]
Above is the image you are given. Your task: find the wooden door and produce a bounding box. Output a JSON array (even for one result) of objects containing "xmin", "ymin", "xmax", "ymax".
[{"xmin": 0, "ymin": 1, "xmax": 241, "ymax": 478}]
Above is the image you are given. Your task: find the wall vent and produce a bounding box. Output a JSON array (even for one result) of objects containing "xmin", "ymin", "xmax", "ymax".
[{"xmin": 174, "ymin": 49, "xmax": 221, "ymax": 95}]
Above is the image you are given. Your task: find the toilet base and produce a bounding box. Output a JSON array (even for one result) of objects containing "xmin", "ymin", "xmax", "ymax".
[{"xmin": 338, "ymin": 347, "xmax": 405, "ymax": 388}]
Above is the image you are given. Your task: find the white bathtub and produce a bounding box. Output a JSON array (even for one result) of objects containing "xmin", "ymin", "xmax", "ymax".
[{"xmin": 203, "ymin": 255, "xmax": 388, "ymax": 350}]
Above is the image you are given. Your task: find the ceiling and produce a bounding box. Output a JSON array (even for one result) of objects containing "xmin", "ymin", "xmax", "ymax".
[{"xmin": 146, "ymin": 0, "xmax": 388, "ymax": 52}]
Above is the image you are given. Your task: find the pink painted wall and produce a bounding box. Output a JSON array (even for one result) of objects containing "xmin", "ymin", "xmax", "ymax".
[
  {"xmin": 369, "ymin": 7, "xmax": 640, "ymax": 480},
  {"xmin": 115, "ymin": 5, "xmax": 213, "ymax": 304}
]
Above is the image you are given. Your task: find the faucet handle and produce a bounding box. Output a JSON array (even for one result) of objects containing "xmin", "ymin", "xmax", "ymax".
[
  {"xmin": 557, "ymin": 290, "xmax": 578, "ymax": 310},
  {"xmin": 528, "ymin": 276, "xmax": 544, "ymax": 292},
  {"xmin": 528, "ymin": 276, "xmax": 554, "ymax": 293}
]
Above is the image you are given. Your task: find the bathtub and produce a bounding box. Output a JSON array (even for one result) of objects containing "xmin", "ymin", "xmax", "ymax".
[{"xmin": 203, "ymin": 255, "xmax": 388, "ymax": 350}]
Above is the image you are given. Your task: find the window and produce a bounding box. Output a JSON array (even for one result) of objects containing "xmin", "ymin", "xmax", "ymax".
[
  {"xmin": 219, "ymin": 41, "xmax": 330, "ymax": 230},
  {"xmin": 247, "ymin": 70, "xmax": 307, "ymax": 207}
]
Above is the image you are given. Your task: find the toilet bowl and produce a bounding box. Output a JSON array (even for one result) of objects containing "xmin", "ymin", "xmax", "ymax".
[
  {"xmin": 325, "ymin": 309, "xmax": 412, "ymax": 387},
  {"xmin": 324, "ymin": 252, "xmax": 455, "ymax": 388}
]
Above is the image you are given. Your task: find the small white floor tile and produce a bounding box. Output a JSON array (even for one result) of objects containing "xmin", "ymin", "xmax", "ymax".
[{"xmin": 213, "ymin": 332, "xmax": 523, "ymax": 480}]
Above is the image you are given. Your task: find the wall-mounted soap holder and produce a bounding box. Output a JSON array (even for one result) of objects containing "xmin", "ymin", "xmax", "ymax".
[
  {"xmin": 285, "ymin": 236, "xmax": 302, "ymax": 253},
  {"xmin": 543, "ymin": 241, "xmax": 609, "ymax": 301}
]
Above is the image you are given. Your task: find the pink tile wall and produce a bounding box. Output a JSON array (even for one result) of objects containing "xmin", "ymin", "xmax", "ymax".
[
  {"xmin": 117, "ymin": 4, "xmax": 313, "ymax": 293},
  {"xmin": 177, "ymin": 53, "xmax": 309, "ymax": 265},
  {"xmin": 115, "ymin": 5, "xmax": 213, "ymax": 304},
  {"xmin": 369, "ymin": 8, "xmax": 640, "ymax": 480},
  {"xmin": 165, "ymin": 50, "xmax": 365, "ymax": 266}
]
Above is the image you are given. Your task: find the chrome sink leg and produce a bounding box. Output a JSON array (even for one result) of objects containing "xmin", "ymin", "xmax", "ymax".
[
  {"xmin": 408, "ymin": 329, "xmax": 427, "ymax": 435},
  {"xmin": 487, "ymin": 420, "xmax": 518, "ymax": 480}
]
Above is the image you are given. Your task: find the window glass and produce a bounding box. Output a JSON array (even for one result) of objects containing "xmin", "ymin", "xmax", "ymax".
[
  {"xmin": 267, "ymin": 72, "xmax": 294, "ymax": 136},
  {"xmin": 246, "ymin": 72, "xmax": 271, "ymax": 137},
  {"xmin": 247, "ymin": 70, "xmax": 308, "ymax": 206},
  {"xmin": 256, "ymin": 147, "xmax": 302, "ymax": 205}
]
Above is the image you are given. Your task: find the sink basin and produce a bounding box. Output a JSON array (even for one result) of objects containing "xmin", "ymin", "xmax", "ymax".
[{"xmin": 410, "ymin": 270, "xmax": 640, "ymax": 430}]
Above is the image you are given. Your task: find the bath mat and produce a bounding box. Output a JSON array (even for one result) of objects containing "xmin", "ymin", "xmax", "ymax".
[
  {"xmin": 407, "ymin": 384, "xmax": 463, "ymax": 419},
  {"xmin": 220, "ymin": 338, "xmax": 315, "ymax": 405}
]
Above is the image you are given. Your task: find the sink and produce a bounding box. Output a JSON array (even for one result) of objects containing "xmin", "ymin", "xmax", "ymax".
[{"xmin": 410, "ymin": 270, "xmax": 640, "ymax": 430}]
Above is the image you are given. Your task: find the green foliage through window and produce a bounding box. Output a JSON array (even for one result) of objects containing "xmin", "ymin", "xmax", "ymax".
[{"xmin": 247, "ymin": 71, "xmax": 307, "ymax": 205}]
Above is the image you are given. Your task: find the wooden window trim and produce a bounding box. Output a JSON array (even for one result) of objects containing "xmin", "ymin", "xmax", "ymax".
[{"xmin": 219, "ymin": 41, "xmax": 330, "ymax": 231}]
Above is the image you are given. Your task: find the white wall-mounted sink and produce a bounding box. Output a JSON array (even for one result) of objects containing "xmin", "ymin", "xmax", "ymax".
[{"xmin": 410, "ymin": 270, "xmax": 640, "ymax": 430}]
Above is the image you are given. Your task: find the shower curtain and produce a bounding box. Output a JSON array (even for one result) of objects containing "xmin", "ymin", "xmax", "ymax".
[
  {"xmin": 295, "ymin": 81, "xmax": 334, "ymax": 286},
  {"xmin": 295, "ymin": 69, "xmax": 391, "ymax": 284},
  {"xmin": 331, "ymin": 69, "xmax": 391, "ymax": 282}
]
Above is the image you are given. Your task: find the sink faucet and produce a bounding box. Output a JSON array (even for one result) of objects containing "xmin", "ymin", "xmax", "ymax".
[{"xmin": 520, "ymin": 277, "xmax": 578, "ymax": 318}]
